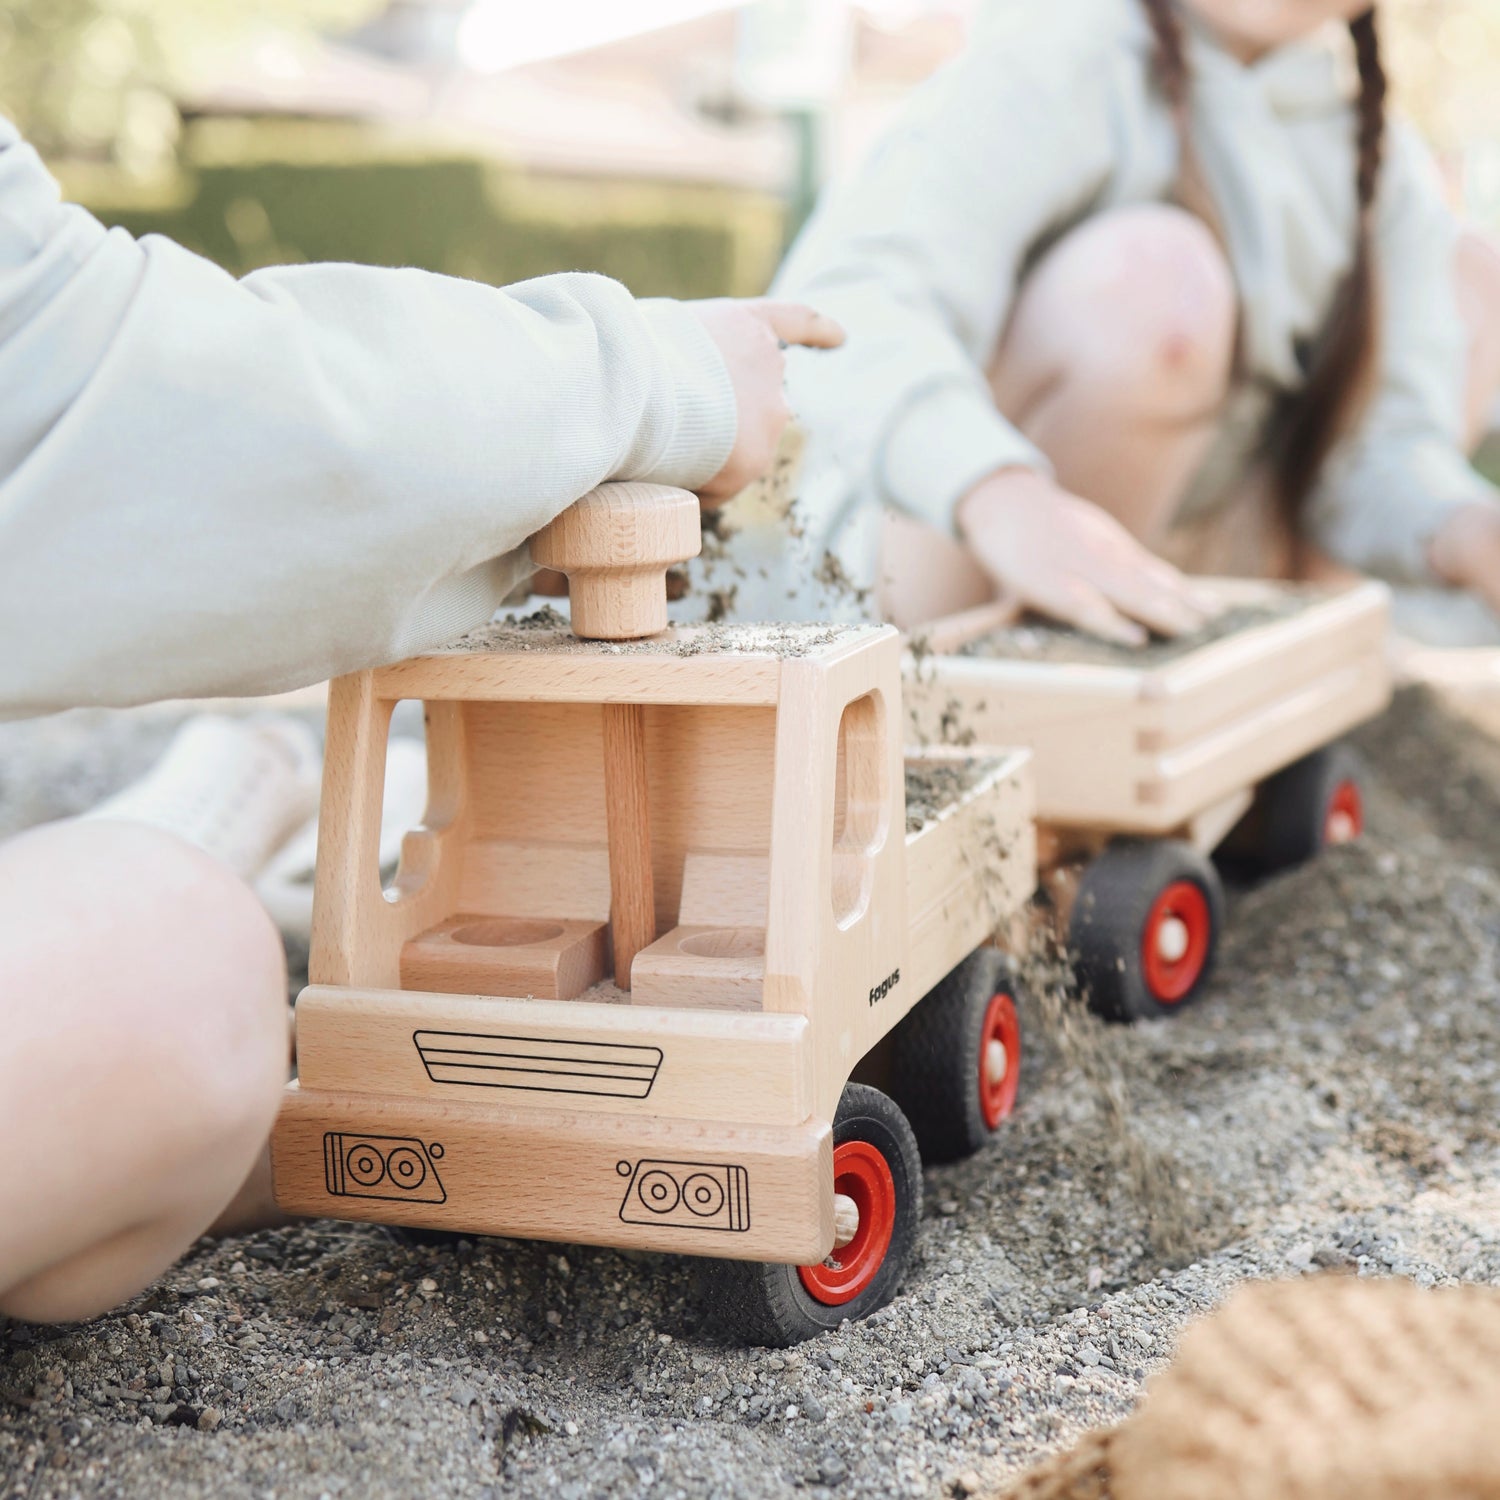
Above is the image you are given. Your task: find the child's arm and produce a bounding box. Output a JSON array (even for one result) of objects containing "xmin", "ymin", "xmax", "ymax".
[
  {"xmin": 771, "ymin": 12, "xmax": 1112, "ymax": 534},
  {"xmin": 0, "ymin": 121, "xmax": 833, "ymax": 717},
  {"xmin": 767, "ymin": 9, "xmax": 1203, "ymax": 639},
  {"xmin": 1305, "ymin": 123, "xmax": 1500, "ymax": 584}
]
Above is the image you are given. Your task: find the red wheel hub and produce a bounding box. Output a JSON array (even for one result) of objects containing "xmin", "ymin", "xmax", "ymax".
[
  {"xmin": 798, "ymin": 1140, "xmax": 896, "ymax": 1306},
  {"xmin": 1141, "ymin": 880, "xmax": 1212, "ymax": 1004},
  {"xmin": 978, "ymin": 991, "xmax": 1021, "ymax": 1130},
  {"xmin": 1324, "ymin": 779, "xmax": 1364, "ymax": 846}
]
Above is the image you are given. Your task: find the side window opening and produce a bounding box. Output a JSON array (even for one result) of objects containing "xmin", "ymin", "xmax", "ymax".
[{"xmin": 831, "ymin": 692, "xmax": 889, "ymax": 927}]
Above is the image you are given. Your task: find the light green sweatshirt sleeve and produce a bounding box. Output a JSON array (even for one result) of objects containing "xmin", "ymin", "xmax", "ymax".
[
  {"xmin": 0, "ymin": 119, "xmax": 735, "ymax": 718},
  {"xmin": 772, "ymin": 6, "xmax": 1126, "ymax": 534},
  {"xmin": 1306, "ymin": 123, "xmax": 1499, "ymax": 580}
]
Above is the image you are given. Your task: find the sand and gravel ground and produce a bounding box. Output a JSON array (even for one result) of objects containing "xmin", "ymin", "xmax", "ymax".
[{"xmin": 3, "ymin": 685, "xmax": 1500, "ymax": 1500}]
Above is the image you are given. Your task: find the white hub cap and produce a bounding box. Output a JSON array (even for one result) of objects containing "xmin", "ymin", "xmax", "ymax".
[
  {"xmin": 1156, "ymin": 914, "xmax": 1190, "ymax": 965},
  {"xmin": 984, "ymin": 1037, "xmax": 1009, "ymax": 1089},
  {"xmin": 833, "ymin": 1193, "xmax": 860, "ymax": 1250},
  {"xmin": 1327, "ymin": 810, "xmax": 1357, "ymax": 845}
]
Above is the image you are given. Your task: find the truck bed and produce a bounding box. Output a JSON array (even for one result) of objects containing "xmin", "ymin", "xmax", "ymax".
[{"xmin": 901, "ymin": 747, "xmax": 1035, "ymax": 1004}]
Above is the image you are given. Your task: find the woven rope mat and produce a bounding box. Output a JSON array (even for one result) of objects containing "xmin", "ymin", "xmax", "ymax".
[{"xmin": 994, "ymin": 1277, "xmax": 1500, "ymax": 1500}]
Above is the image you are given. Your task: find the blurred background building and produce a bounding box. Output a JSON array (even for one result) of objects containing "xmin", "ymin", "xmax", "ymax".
[{"xmin": 0, "ymin": 0, "xmax": 1496, "ymax": 300}]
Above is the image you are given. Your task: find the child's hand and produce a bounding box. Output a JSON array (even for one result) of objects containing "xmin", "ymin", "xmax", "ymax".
[
  {"xmin": 691, "ymin": 299, "xmax": 844, "ymax": 502},
  {"xmin": 956, "ymin": 469, "xmax": 1215, "ymax": 645},
  {"xmin": 1429, "ymin": 499, "xmax": 1500, "ymax": 616}
]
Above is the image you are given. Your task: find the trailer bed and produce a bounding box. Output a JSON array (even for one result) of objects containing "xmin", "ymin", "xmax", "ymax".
[{"xmin": 905, "ymin": 580, "xmax": 1390, "ymax": 835}]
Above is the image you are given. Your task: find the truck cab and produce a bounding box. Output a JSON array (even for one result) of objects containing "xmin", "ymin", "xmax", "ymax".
[{"xmin": 274, "ymin": 605, "xmax": 1034, "ymax": 1344}]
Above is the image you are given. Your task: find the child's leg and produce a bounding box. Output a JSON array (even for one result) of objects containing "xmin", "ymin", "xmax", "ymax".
[
  {"xmin": 1458, "ymin": 228, "xmax": 1500, "ymax": 452},
  {"xmin": 988, "ymin": 204, "xmax": 1238, "ymax": 546},
  {"xmin": 0, "ymin": 820, "xmax": 288, "ymax": 1323}
]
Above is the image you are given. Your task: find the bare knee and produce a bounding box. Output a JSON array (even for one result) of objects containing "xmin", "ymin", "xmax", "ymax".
[
  {"xmin": 0, "ymin": 822, "xmax": 288, "ymax": 1321},
  {"xmin": 34, "ymin": 819, "xmax": 283, "ymax": 1114},
  {"xmin": 1000, "ymin": 204, "xmax": 1237, "ymax": 418},
  {"xmin": 0, "ymin": 820, "xmax": 288, "ymax": 1204}
]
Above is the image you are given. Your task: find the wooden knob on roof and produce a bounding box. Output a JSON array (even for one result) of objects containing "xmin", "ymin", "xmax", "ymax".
[{"xmin": 531, "ymin": 482, "xmax": 702, "ymax": 640}]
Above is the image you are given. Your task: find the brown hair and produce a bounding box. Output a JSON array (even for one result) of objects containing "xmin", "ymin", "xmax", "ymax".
[{"xmin": 1139, "ymin": 1, "xmax": 1387, "ymax": 544}]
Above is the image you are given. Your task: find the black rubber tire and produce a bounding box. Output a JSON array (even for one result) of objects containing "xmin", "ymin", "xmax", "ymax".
[
  {"xmin": 1069, "ymin": 839, "xmax": 1225, "ymax": 1023},
  {"xmin": 888, "ymin": 948, "xmax": 1024, "ymax": 1165},
  {"xmin": 1252, "ymin": 743, "xmax": 1366, "ymax": 873},
  {"xmin": 698, "ymin": 1083, "xmax": 922, "ymax": 1347}
]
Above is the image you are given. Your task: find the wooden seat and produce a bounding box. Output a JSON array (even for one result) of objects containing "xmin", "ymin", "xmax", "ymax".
[
  {"xmin": 400, "ymin": 915, "xmax": 609, "ymax": 1000},
  {"xmin": 630, "ymin": 924, "xmax": 765, "ymax": 1011}
]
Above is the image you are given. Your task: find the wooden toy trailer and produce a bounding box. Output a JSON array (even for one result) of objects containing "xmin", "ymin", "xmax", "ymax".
[
  {"xmin": 273, "ymin": 485, "xmax": 1037, "ymax": 1345},
  {"xmin": 904, "ymin": 579, "xmax": 1392, "ymax": 1023}
]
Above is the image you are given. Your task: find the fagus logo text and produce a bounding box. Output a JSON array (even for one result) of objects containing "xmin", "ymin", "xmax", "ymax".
[{"xmin": 868, "ymin": 968, "xmax": 900, "ymax": 1006}]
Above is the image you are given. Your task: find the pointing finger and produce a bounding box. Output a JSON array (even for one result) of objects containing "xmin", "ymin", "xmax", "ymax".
[{"xmin": 756, "ymin": 301, "xmax": 846, "ymax": 350}]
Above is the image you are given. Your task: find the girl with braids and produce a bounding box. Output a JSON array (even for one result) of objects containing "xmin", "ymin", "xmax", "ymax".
[{"xmin": 765, "ymin": 0, "xmax": 1500, "ymax": 641}]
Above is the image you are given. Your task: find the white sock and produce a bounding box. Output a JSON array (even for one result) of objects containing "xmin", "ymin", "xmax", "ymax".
[{"xmin": 82, "ymin": 714, "xmax": 321, "ymax": 881}]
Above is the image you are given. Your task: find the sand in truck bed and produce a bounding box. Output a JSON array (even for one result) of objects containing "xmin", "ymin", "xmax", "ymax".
[
  {"xmin": 953, "ymin": 590, "xmax": 1326, "ymax": 669},
  {"xmin": 904, "ymin": 757, "xmax": 1006, "ymax": 835}
]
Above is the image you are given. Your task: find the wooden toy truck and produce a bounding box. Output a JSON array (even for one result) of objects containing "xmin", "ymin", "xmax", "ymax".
[
  {"xmin": 904, "ymin": 579, "xmax": 1392, "ymax": 1023},
  {"xmin": 273, "ymin": 485, "xmax": 1037, "ymax": 1345}
]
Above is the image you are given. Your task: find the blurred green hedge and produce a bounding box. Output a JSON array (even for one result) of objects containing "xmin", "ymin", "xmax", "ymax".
[{"xmin": 58, "ymin": 120, "xmax": 786, "ymax": 300}]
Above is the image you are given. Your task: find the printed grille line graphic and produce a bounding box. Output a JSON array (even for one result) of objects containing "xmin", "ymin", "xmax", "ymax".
[{"xmin": 414, "ymin": 1030, "xmax": 664, "ymax": 1099}]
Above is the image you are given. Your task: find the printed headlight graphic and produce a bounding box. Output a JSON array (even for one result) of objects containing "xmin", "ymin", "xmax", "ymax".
[
  {"xmin": 323, "ymin": 1133, "xmax": 447, "ymax": 1205},
  {"xmin": 616, "ymin": 1158, "xmax": 749, "ymax": 1232}
]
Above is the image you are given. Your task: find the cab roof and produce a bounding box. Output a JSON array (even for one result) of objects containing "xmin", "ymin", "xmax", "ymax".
[{"xmin": 367, "ymin": 609, "xmax": 893, "ymax": 708}]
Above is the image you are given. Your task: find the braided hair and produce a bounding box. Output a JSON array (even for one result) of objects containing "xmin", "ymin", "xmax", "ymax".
[{"xmin": 1138, "ymin": 0, "xmax": 1387, "ymax": 543}]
